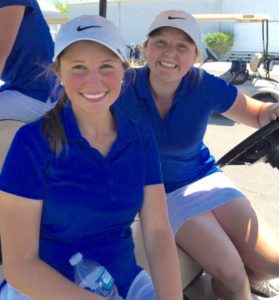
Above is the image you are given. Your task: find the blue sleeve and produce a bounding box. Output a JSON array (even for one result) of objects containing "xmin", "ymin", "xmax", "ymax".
[
  {"xmin": 0, "ymin": 122, "xmax": 50, "ymax": 199},
  {"xmin": 203, "ymin": 70, "xmax": 238, "ymax": 113},
  {"xmin": 141, "ymin": 126, "xmax": 163, "ymax": 186},
  {"xmin": 0, "ymin": 0, "xmax": 34, "ymax": 9}
]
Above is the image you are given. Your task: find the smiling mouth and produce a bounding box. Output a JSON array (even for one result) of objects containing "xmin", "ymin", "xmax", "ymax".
[
  {"xmin": 159, "ymin": 61, "xmax": 177, "ymax": 69},
  {"xmin": 81, "ymin": 92, "xmax": 107, "ymax": 101}
]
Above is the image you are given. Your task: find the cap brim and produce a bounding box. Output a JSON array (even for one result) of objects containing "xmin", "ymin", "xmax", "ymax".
[{"xmin": 54, "ymin": 38, "xmax": 125, "ymax": 62}]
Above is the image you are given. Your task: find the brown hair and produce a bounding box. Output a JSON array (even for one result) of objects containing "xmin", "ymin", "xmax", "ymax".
[
  {"xmin": 43, "ymin": 52, "xmax": 130, "ymax": 156},
  {"xmin": 43, "ymin": 60, "xmax": 68, "ymax": 156}
]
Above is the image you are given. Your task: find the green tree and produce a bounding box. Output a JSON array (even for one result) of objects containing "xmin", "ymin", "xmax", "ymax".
[
  {"xmin": 203, "ymin": 32, "xmax": 234, "ymax": 59},
  {"xmin": 52, "ymin": 0, "xmax": 69, "ymax": 14}
]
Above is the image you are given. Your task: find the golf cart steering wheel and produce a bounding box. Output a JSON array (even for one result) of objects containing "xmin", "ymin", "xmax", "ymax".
[{"xmin": 217, "ymin": 120, "xmax": 279, "ymax": 169}]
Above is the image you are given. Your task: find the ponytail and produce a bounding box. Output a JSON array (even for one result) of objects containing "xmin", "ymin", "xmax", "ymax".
[{"xmin": 44, "ymin": 89, "xmax": 68, "ymax": 156}]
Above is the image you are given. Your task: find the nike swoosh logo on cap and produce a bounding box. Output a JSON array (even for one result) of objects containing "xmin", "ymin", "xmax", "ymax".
[
  {"xmin": 168, "ymin": 16, "xmax": 185, "ymax": 20},
  {"xmin": 77, "ymin": 25, "xmax": 102, "ymax": 31}
]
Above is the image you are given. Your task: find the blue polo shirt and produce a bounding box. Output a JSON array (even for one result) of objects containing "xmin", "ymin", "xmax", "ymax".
[
  {"xmin": 117, "ymin": 66, "xmax": 238, "ymax": 193},
  {"xmin": 0, "ymin": 0, "xmax": 55, "ymax": 102},
  {"xmin": 0, "ymin": 102, "xmax": 162, "ymax": 297}
]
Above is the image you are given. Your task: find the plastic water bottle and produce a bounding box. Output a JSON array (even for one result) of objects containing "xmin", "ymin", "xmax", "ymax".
[{"xmin": 69, "ymin": 252, "xmax": 122, "ymax": 300}]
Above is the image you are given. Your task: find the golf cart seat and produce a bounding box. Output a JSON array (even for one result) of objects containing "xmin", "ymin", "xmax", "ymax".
[
  {"xmin": 219, "ymin": 59, "xmax": 249, "ymax": 85},
  {"xmin": 250, "ymin": 53, "xmax": 262, "ymax": 74},
  {"xmin": 0, "ymin": 120, "xmax": 25, "ymax": 170},
  {"xmin": 0, "ymin": 119, "xmax": 25, "ymax": 265},
  {"xmin": 132, "ymin": 218, "xmax": 203, "ymax": 291},
  {"xmin": 203, "ymin": 47, "xmax": 219, "ymax": 63}
]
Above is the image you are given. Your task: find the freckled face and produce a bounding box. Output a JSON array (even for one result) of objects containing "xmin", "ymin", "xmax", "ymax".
[
  {"xmin": 144, "ymin": 27, "xmax": 197, "ymax": 84},
  {"xmin": 57, "ymin": 40, "xmax": 125, "ymax": 116}
]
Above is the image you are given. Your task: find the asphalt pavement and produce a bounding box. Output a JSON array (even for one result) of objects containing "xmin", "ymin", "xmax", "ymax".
[
  {"xmin": 205, "ymin": 109, "xmax": 278, "ymax": 237},
  {"xmin": 200, "ymin": 60, "xmax": 279, "ymax": 234},
  {"xmin": 184, "ymin": 114, "xmax": 279, "ymax": 300},
  {"xmin": 186, "ymin": 60, "xmax": 279, "ymax": 297}
]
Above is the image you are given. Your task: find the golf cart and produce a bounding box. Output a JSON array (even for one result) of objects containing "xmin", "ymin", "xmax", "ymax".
[
  {"xmin": 194, "ymin": 14, "xmax": 279, "ymax": 103},
  {"xmin": 1, "ymin": 3, "xmax": 278, "ymax": 298}
]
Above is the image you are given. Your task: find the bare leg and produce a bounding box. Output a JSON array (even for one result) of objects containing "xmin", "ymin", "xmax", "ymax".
[
  {"xmin": 212, "ymin": 196, "xmax": 279, "ymax": 283},
  {"xmin": 176, "ymin": 211, "xmax": 252, "ymax": 300}
]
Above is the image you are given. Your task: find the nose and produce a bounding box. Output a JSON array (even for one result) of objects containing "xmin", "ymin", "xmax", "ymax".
[
  {"xmin": 85, "ymin": 70, "xmax": 103, "ymax": 86},
  {"xmin": 162, "ymin": 43, "xmax": 176, "ymax": 56}
]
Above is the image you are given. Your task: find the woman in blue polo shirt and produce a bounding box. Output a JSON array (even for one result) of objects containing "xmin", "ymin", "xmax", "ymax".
[
  {"xmin": 117, "ymin": 10, "xmax": 279, "ymax": 300},
  {"xmin": 0, "ymin": 15, "xmax": 183, "ymax": 300},
  {"xmin": 0, "ymin": 0, "xmax": 56, "ymax": 122}
]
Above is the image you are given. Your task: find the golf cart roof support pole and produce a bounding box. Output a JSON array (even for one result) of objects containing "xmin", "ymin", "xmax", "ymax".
[
  {"xmin": 266, "ymin": 19, "xmax": 270, "ymax": 78},
  {"xmin": 262, "ymin": 19, "xmax": 270, "ymax": 78},
  {"xmin": 99, "ymin": 0, "xmax": 107, "ymax": 17}
]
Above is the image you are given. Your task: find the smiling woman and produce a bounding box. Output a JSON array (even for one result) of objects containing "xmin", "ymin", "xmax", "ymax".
[
  {"xmin": 0, "ymin": 14, "xmax": 183, "ymax": 300},
  {"xmin": 56, "ymin": 41, "xmax": 125, "ymax": 125},
  {"xmin": 117, "ymin": 9, "xmax": 279, "ymax": 300}
]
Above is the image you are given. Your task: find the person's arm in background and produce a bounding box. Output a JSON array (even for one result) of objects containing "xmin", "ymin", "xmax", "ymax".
[
  {"xmin": 0, "ymin": 191, "xmax": 105, "ymax": 300},
  {"xmin": 222, "ymin": 91, "xmax": 279, "ymax": 128},
  {"xmin": 140, "ymin": 184, "xmax": 183, "ymax": 300},
  {"xmin": 0, "ymin": 5, "xmax": 25, "ymax": 75}
]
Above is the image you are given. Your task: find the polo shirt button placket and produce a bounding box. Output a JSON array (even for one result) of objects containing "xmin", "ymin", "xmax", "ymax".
[
  {"xmin": 107, "ymin": 176, "xmax": 117, "ymax": 202},
  {"xmin": 109, "ymin": 183, "xmax": 117, "ymax": 202},
  {"xmin": 103, "ymin": 162, "xmax": 116, "ymax": 202},
  {"xmin": 160, "ymin": 122, "xmax": 167, "ymax": 145}
]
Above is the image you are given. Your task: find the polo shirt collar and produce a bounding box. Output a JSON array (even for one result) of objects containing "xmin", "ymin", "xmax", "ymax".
[
  {"xmin": 135, "ymin": 65, "xmax": 191, "ymax": 102},
  {"xmin": 135, "ymin": 66, "xmax": 153, "ymax": 100},
  {"xmin": 62, "ymin": 100, "xmax": 136, "ymax": 146}
]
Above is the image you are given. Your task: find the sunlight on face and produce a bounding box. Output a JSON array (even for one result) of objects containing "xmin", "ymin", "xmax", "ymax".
[
  {"xmin": 144, "ymin": 27, "xmax": 197, "ymax": 84},
  {"xmin": 57, "ymin": 40, "xmax": 125, "ymax": 117}
]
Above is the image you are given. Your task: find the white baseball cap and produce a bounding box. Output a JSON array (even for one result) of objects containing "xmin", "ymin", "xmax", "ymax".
[
  {"xmin": 147, "ymin": 10, "xmax": 201, "ymax": 48},
  {"xmin": 53, "ymin": 15, "xmax": 126, "ymax": 61}
]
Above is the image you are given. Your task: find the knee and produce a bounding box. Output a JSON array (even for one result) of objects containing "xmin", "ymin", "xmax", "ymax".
[{"xmin": 212, "ymin": 261, "xmax": 249, "ymax": 292}]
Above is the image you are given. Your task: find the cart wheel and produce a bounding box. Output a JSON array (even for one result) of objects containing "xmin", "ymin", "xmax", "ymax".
[{"xmin": 217, "ymin": 120, "xmax": 279, "ymax": 169}]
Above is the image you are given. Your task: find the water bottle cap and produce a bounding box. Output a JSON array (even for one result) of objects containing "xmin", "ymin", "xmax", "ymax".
[{"xmin": 69, "ymin": 252, "xmax": 83, "ymax": 266}]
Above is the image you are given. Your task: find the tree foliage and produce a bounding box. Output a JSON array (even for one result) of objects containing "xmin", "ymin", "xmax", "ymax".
[
  {"xmin": 203, "ymin": 32, "xmax": 234, "ymax": 58},
  {"xmin": 52, "ymin": 1, "xmax": 69, "ymax": 14}
]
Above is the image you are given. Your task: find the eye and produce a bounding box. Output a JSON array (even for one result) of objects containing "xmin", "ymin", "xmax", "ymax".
[
  {"xmin": 177, "ymin": 43, "xmax": 188, "ymax": 50},
  {"xmin": 72, "ymin": 64, "xmax": 86, "ymax": 70},
  {"xmin": 155, "ymin": 40, "xmax": 166, "ymax": 48},
  {"xmin": 100, "ymin": 63, "xmax": 113, "ymax": 69}
]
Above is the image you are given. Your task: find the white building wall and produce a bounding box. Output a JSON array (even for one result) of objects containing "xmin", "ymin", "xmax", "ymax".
[
  {"xmin": 68, "ymin": 0, "xmax": 221, "ymax": 53},
  {"xmin": 220, "ymin": 0, "xmax": 279, "ymax": 52},
  {"xmin": 221, "ymin": 0, "xmax": 279, "ymax": 19},
  {"xmin": 68, "ymin": 0, "xmax": 279, "ymax": 55}
]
